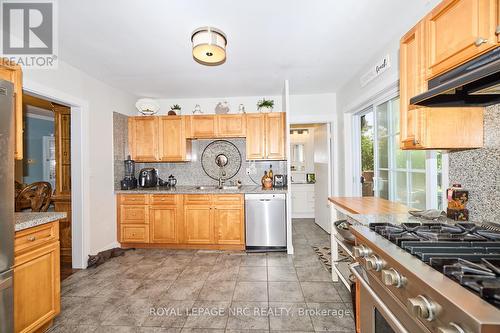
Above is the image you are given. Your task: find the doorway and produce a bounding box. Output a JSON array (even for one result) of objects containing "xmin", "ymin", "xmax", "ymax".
[
  {"xmin": 16, "ymin": 93, "xmax": 74, "ymax": 280},
  {"xmin": 290, "ymin": 122, "xmax": 332, "ymax": 234}
]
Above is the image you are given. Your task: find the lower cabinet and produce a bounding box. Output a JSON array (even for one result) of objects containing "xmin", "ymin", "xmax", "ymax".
[
  {"xmin": 14, "ymin": 221, "xmax": 60, "ymax": 333},
  {"xmin": 117, "ymin": 194, "xmax": 245, "ymax": 249}
]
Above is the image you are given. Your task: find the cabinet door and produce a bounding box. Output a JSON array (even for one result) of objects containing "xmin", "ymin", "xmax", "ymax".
[
  {"xmin": 190, "ymin": 115, "xmax": 216, "ymax": 138},
  {"xmin": 217, "ymin": 114, "xmax": 246, "ymax": 137},
  {"xmin": 14, "ymin": 241, "xmax": 60, "ymax": 333},
  {"xmin": 121, "ymin": 225, "xmax": 149, "ymax": 243},
  {"xmin": 158, "ymin": 116, "xmax": 190, "ymax": 161},
  {"xmin": 184, "ymin": 206, "xmax": 214, "ymax": 244},
  {"xmin": 425, "ymin": 0, "xmax": 498, "ymax": 79},
  {"xmin": 245, "ymin": 114, "xmax": 266, "ymax": 159},
  {"xmin": 128, "ymin": 117, "xmax": 158, "ymax": 161},
  {"xmin": 214, "ymin": 206, "xmax": 244, "ymax": 245},
  {"xmin": 400, "ymin": 22, "xmax": 425, "ymax": 149},
  {"xmin": 120, "ymin": 205, "xmax": 149, "ymax": 224},
  {"xmin": 0, "ymin": 60, "xmax": 22, "ymax": 160},
  {"xmin": 150, "ymin": 206, "xmax": 179, "ymax": 243},
  {"xmin": 265, "ymin": 113, "xmax": 286, "ymax": 160}
]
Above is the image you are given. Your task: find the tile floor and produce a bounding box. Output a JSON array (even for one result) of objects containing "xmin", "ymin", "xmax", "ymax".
[{"xmin": 49, "ymin": 219, "xmax": 355, "ymax": 333}]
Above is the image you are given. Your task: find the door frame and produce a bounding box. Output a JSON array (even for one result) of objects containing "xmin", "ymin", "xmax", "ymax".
[{"xmin": 23, "ymin": 79, "xmax": 90, "ymax": 269}]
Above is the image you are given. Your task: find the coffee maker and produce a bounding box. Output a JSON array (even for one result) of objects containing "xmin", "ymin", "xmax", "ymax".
[{"xmin": 120, "ymin": 155, "xmax": 137, "ymax": 190}]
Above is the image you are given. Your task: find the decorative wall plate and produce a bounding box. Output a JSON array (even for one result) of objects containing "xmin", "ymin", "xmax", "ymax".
[{"xmin": 201, "ymin": 140, "xmax": 242, "ymax": 180}]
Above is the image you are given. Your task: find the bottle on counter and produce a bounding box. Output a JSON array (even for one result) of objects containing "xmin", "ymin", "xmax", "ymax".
[
  {"xmin": 268, "ymin": 164, "xmax": 273, "ymax": 179},
  {"xmin": 446, "ymin": 183, "xmax": 469, "ymax": 221},
  {"xmin": 261, "ymin": 171, "xmax": 268, "ymax": 186}
]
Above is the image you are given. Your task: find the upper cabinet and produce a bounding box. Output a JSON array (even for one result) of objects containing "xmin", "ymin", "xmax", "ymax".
[
  {"xmin": 158, "ymin": 116, "xmax": 191, "ymax": 162},
  {"xmin": 129, "ymin": 117, "xmax": 159, "ymax": 161},
  {"xmin": 129, "ymin": 116, "xmax": 191, "ymax": 162},
  {"xmin": 188, "ymin": 115, "xmax": 217, "ymax": 138},
  {"xmin": 246, "ymin": 112, "xmax": 286, "ymax": 160},
  {"xmin": 217, "ymin": 114, "xmax": 246, "ymax": 137},
  {"xmin": 399, "ymin": 0, "xmax": 489, "ymax": 150},
  {"xmin": 425, "ymin": 0, "xmax": 499, "ymax": 79},
  {"xmin": 0, "ymin": 60, "xmax": 23, "ymax": 159}
]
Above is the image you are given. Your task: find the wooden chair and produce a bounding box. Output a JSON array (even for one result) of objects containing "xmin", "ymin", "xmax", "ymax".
[{"xmin": 15, "ymin": 181, "xmax": 53, "ymax": 212}]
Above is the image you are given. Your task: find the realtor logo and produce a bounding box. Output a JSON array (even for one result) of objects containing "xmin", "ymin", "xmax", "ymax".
[{"xmin": 1, "ymin": 0, "xmax": 57, "ymax": 68}]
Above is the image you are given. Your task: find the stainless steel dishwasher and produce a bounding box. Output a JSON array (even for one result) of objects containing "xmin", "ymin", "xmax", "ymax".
[{"xmin": 245, "ymin": 193, "xmax": 286, "ymax": 251}]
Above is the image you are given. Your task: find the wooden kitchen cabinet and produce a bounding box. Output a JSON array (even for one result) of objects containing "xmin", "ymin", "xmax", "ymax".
[
  {"xmin": 117, "ymin": 194, "xmax": 244, "ymax": 249},
  {"xmin": 14, "ymin": 221, "xmax": 60, "ymax": 333},
  {"xmin": 0, "ymin": 59, "xmax": 23, "ymax": 160},
  {"xmin": 425, "ymin": 0, "xmax": 499, "ymax": 79},
  {"xmin": 246, "ymin": 112, "xmax": 286, "ymax": 160},
  {"xmin": 158, "ymin": 116, "xmax": 191, "ymax": 161},
  {"xmin": 265, "ymin": 112, "xmax": 286, "ymax": 159},
  {"xmin": 400, "ymin": 14, "xmax": 484, "ymax": 150},
  {"xmin": 128, "ymin": 116, "xmax": 159, "ymax": 161},
  {"xmin": 149, "ymin": 194, "xmax": 182, "ymax": 243},
  {"xmin": 188, "ymin": 115, "xmax": 217, "ymax": 138},
  {"xmin": 217, "ymin": 114, "xmax": 246, "ymax": 137},
  {"xmin": 184, "ymin": 206, "xmax": 215, "ymax": 244}
]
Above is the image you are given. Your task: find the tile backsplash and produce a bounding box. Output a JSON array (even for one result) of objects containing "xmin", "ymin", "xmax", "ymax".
[
  {"xmin": 112, "ymin": 112, "xmax": 287, "ymax": 189},
  {"xmin": 448, "ymin": 104, "xmax": 500, "ymax": 223}
]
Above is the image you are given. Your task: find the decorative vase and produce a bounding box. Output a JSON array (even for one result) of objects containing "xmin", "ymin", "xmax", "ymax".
[
  {"xmin": 168, "ymin": 110, "xmax": 178, "ymax": 115},
  {"xmin": 259, "ymin": 106, "xmax": 273, "ymax": 113}
]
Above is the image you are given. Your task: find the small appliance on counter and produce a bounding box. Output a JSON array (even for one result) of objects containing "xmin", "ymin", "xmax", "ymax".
[
  {"xmin": 120, "ymin": 155, "xmax": 137, "ymax": 190},
  {"xmin": 273, "ymin": 174, "xmax": 287, "ymax": 188},
  {"xmin": 159, "ymin": 174, "xmax": 177, "ymax": 188},
  {"xmin": 446, "ymin": 183, "xmax": 469, "ymax": 221},
  {"xmin": 139, "ymin": 168, "xmax": 158, "ymax": 188}
]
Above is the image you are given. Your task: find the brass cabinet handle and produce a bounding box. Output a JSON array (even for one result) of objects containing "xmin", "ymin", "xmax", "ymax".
[
  {"xmin": 496, "ymin": 25, "xmax": 500, "ymax": 36},
  {"xmin": 474, "ymin": 37, "xmax": 488, "ymax": 46},
  {"xmin": 27, "ymin": 236, "xmax": 36, "ymax": 242}
]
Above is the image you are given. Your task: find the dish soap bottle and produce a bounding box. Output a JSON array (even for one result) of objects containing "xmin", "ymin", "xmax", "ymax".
[{"xmin": 268, "ymin": 164, "xmax": 273, "ymax": 179}]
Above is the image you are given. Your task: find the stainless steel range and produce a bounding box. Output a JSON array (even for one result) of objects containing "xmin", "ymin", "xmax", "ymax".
[{"xmin": 350, "ymin": 221, "xmax": 500, "ymax": 333}]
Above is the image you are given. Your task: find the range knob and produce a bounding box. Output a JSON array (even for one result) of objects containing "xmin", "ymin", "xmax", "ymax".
[
  {"xmin": 381, "ymin": 268, "xmax": 406, "ymax": 288},
  {"xmin": 437, "ymin": 323, "xmax": 466, "ymax": 333},
  {"xmin": 407, "ymin": 295, "xmax": 440, "ymax": 321},
  {"xmin": 365, "ymin": 255, "xmax": 386, "ymax": 272},
  {"xmin": 353, "ymin": 245, "xmax": 372, "ymax": 258}
]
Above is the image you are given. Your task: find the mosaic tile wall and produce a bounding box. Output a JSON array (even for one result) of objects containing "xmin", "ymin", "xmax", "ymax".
[
  {"xmin": 448, "ymin": 104, "xmax": 500, "ymax": 223},
  {"xmin": 112, "ymin": 113, "xmax": 287, "ymax": 189}
]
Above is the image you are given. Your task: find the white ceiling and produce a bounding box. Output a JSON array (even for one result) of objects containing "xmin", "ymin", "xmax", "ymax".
[{"xmin": 58, "ymin": 0, "xmax": 434, "ymax": 98}]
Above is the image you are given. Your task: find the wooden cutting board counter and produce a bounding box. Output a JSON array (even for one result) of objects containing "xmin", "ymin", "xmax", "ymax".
[{"xmin": 328, "ymin": 197, "xmax": 409, "ymax": 215}]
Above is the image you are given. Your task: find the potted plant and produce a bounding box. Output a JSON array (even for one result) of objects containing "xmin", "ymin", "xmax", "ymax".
[
  {"xmin": 169, "ymin": 104, "xmax": 181, "ymax": 115},
  {"xmin": 257, "ymin": 98, "xmax": 274, "ymax": 113}
]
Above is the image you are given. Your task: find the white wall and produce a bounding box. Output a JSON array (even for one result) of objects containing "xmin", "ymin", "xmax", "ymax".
[
  {"xmin": 23, "ymin": 60, "xmax": 137, "ymax": 266},
  {"xmin": 155, "ymin": 93, "xmax": 336, "ymax": 124}
]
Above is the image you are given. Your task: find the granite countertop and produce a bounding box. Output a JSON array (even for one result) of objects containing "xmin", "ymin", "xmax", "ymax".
[
  {"xmin": 115, "ymin": 185, "xmax": 288, "ymax": 194},
  {"xmin": 15, "ymin": 212, "xmax": 67, "ymax": 232}
]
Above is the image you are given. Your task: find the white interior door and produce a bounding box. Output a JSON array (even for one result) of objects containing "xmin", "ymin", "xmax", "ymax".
[
  {"xmin": 314, "ymin": 123, "xmax": 332, "ymax": 233},
  {"xmin": 282, "ymin": 80, "xmax": 293, "ymax": 254}
]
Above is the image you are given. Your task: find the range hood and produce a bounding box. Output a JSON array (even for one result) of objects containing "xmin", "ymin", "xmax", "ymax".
[{"xmin": 410, "ymin": 47, "xmax": 500, "ymax": 107}]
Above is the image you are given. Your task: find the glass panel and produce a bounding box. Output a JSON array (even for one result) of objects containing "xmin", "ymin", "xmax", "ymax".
[
  {"xmin": 437, "ymin": 152, "xmax": 443, "ymax": 210},
  {"xmin": 395, "ymin": 171, "xmax": 408, "ymax": 205},
  {"xmin": 361, "ymin": 112, "xmax": 375, "ymax": 197},
  {"xmin": 377, "ymin": 136, "xmax": 389, "ymax": 169},
  {"xmin": 378, "ymin": 170, "xmax": 389, "ymax": 199},
  {"xmin": 410, "ymin": 172, "xmax": 426, "ymax": 210},
  {"xmin": 410, "ymin": 150, "xmax": 426, "ymax": 170},
  {"xmin": 394, "ymin": 135, "xmax": 407, "ymax": 169},
  {"xmin": 391, "ymin": 97, "xmax": 400, "ymax": 134},
  {"xmin": 377, "ymin": 102, "xmax": 389, "ymax": 137}
]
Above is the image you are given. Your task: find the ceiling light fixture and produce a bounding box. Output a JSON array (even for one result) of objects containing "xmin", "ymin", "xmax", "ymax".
[{"xmin": 191, "ymin": 26, "xmax": 227, "ymax": 66}]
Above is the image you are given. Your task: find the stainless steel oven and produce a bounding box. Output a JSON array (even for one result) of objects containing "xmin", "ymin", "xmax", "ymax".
[{"xmin": 351, "ymin": 263, "xmax": 431, "ymax": 333}]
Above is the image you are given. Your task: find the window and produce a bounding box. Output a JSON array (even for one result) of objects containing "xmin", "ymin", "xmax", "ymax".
[{"xmin": 355, "ymin": 95, "xmax": 443, "ymax": 210}]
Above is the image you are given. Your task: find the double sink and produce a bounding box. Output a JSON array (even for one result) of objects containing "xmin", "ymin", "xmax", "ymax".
[{"xmin": 195, "ymin": 185, "xmax": 241, "ymax": 191}]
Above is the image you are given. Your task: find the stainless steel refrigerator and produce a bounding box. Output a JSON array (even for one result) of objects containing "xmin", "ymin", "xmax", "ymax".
[{"xmin": 0, "ymin": 79, "xmax": 14, "ymax": 333}]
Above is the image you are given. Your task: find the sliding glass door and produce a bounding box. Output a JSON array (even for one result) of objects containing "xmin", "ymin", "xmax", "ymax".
[{"xmin": 354, "ymin": 95, "xmax": 443, "ymax": 210}]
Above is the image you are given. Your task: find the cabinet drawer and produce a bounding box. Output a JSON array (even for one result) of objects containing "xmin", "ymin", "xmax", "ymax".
[
  {"xmin": 121, "ymin": 225, "xmax": 149, "ymax": 243},
  {"xmin": 213, "ymin": 194, "xmax": 243, "ymax": 206},
  {"xmin": 15, "ymin": 221, "xmax": 59, "ymax": 254},
  {"xmin": 184, "ymin": 194, "xmax": 212, "ymax": 205},
  {"xmin": 120, "ymin": 205, "xmax": 149, "ymax": 224},
  {"xmin": 150, "ymin": 194, "xmax": 178, "ymax": 206},
  {"xmin": 120, "ymin": 194, "xmax": 148, "ymax": 205}
]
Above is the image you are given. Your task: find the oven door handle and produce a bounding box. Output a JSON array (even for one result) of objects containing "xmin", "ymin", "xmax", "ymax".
[{"xmin": 350, "ymin": 263, "xmax": 410, "ymax": 333}]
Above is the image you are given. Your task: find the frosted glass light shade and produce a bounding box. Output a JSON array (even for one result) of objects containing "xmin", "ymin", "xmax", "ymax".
[
  {"xmin": 135, "ymin": 98, "xmax": 160, "ymax": 115},
  {"xmin": 191, "ymin": 27, "xmax": 227, "ymax": 66}
]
